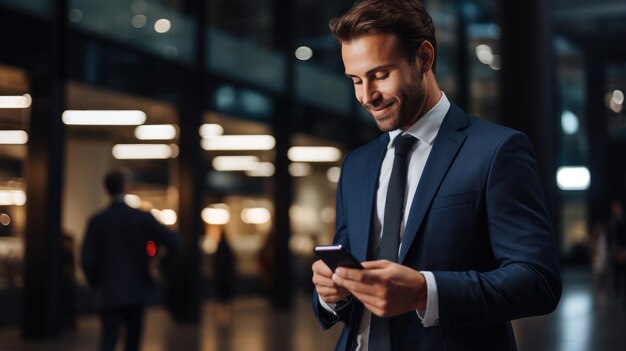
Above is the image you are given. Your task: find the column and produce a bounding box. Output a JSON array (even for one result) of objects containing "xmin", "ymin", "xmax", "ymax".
[
  {"xmin": 498, "ymin": 0, "xmax": 561, "ymax": 242},
  {"xmin": 21, "ymin": 0, "xmax": 67, "ymax": 339}
]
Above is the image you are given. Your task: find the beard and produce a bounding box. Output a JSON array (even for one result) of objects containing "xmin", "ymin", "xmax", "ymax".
[{"xmin": 365, "ymin": 69, "xmax": 426, "ymax": 132}]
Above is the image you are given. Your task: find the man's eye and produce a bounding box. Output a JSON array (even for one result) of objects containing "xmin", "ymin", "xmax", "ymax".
[
  {"xmin": 375, "ymin": 72, "xmax": 389, "ymax": 79},
  {"xmin": 352, "ymin": 80, "xmax": 362, "ymax": 85}
]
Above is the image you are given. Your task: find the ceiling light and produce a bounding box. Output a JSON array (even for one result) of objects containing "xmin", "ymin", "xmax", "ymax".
[
  {"xmin": 288, "ymin": 146, "xmax": 342, "ymax": 162},
  {"xmin": 199, "ymin": 123, "xmax": 224, "ymax": 138},
  {"xmin": 0, "ymin": 130, "xmax": 28, "ymax": 144},
  {"xmin": 112, "ymin": 144, "xmax": 175, "ymax": 159},
  {"xmin": 201, "ymin": 206, "xmax": 230, "ymax": 225},
  {"xmin": 154, "ymin": 18, "xmax": 171, "ymax": 33},
  {"xmin": 295, "ymin": 46, "xmax": 313, "ymax": 61},
  {"xmin": 201, "ymin": 135, "xmax": 276, "ymax": 150},
  {"xmin": 241, "ymin": 207, "xmax": 271, "ymax": 224},
  {"xmin": 0, "ymin": 190, "xmax": 26, "ymax": 206},
  {"xmin": 62, "ymin": 110, "xmax": 146, "ymax": 125},
  {"xmin": 0, "ymin": 94, "xmax": 31, "ymax": 109},
  {"xmin": 556, "ymin": 166, "xmax": 590, "ymax": 191},
  {"xmin": 135, "ymin": 124, "xmax": 177, "ymax": 140}
]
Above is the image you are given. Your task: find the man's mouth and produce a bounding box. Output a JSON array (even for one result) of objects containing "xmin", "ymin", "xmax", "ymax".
[{"xmin": 369, "ymin": 100, "xmax": 396, "ymax": 117}]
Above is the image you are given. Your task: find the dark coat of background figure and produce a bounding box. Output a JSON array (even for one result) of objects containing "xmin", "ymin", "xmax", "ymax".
[{"xmin": 81, "ymin": 170, "xmax": 180, "ymax": 351}]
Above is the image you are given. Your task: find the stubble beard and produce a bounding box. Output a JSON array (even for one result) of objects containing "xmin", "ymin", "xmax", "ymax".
[{"xmin": 369, "ymin": 79, "xmax": 426, "ymax": 132}]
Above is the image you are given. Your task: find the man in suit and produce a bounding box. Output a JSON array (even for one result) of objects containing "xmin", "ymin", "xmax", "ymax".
[
  {"xmin": 311, "ymin": 1, "xmax": 562, "ymax": 350},
  {"xmin": 81, "ymin": 170, "xmax": 180, "ymax": 351}
]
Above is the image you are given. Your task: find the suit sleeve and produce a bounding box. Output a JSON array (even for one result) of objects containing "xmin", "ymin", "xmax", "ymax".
[
  {"xmin": 313, "ymin": 152, "xmax": 355, "ymax": 329},
  {"xmin": 144, "ymin": 212, "xmax": 181, "ymax": 255},
  {"xmin": 433, "ymin": 132, "xmax": 562, "ymax": 329}
]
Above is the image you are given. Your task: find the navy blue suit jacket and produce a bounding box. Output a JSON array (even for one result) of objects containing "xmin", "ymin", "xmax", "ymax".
[
  {"xmin": 313, "ymin": 104, "xmax": 561, "ymax": 351},
  {"xmin": 81, "ymin": 200, "xmax": 180, "ymax": 309}
]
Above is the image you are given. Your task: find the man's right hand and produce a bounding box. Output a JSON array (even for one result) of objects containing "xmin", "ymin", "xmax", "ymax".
[{"xmin": 312, "ymin": 259, "xmax": 352, "ymax": 303}]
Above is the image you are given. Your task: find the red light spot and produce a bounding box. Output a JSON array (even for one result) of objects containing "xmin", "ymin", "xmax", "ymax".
[{"xmin": 146, "ymin": 241, "xmax": 157, "ymax": 257}]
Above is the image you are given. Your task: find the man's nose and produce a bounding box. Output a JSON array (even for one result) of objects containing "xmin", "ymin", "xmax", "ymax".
[{"xmin": 361, "ymin": 81, "xmax": 381, "ymax": 106}]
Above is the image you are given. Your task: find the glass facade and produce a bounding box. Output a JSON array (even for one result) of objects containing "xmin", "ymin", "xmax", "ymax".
[{"xmin": 0, "ymin": 65, "xmax": 29, "ymax": 294}]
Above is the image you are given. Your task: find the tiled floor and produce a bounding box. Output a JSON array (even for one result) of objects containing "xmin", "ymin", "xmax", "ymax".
[{"xmin": 0, "ymin": 267, "xmax": 624, "ymax": 351}]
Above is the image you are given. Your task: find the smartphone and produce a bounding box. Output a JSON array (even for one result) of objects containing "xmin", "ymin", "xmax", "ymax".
[{"xmin": 314, "ymin": 245, "xmax": 363, "ymax": 272}]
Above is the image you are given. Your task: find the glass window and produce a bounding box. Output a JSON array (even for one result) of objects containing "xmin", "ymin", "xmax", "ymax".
[
  {"xmin": 0, "ymin": 64, "xmax": 30, "ymax": 291},
  {"xmin": 0, "ymin": 0, "xmax": 52, "ymax": 18},
  {"xmin": 199, "ymin": 114, "xmax": 274, "ymax": 291},
  {"xmin": 62, "ymin": 82, "xmax": 180, "ymax": 287},
  {"xmin": 68, "ymin": 0, "xmax": 196, "ymax": 63},
  {"xmin": 208, "ymin": 0, "xmax": 286, "ymax": 92}
]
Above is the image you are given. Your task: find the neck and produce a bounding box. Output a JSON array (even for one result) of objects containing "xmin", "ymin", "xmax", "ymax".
[{"xmin": 421, "ymin": 73, "xmax": 441, "ymax": 115}]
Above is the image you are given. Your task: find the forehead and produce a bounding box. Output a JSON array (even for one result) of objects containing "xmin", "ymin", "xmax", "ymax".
[{"xmin": 341, "ymin": 34, "xmax": 404, "ymax": 74}]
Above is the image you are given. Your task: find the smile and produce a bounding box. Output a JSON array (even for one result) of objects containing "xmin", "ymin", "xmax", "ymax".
[{"xmin": 369, "ymin": 100, "xmax": 396, "ymax": 117}]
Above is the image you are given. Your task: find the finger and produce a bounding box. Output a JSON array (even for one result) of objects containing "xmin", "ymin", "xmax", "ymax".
[
  {"xmin": 361, "ymin": 259, "xmax": 393, "ymax": 270},
  {"xmin": 334, "ymin": 267, "xmax": 367, "ymax": 281},
  {"xmin": 312, "ymin": 259, "xmax": 333, "ymax": 276},
  {"xmin": 333, "ymin": 272, "xmax": 378, "ymax": 297},
  {"xmin": 312, "ymin": 274, "xmax": 336, "ymax": 288}
]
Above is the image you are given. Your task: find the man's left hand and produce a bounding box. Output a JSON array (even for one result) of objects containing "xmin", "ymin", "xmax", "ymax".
[{"xmin": 332, "ymin": 260, "xmax": 427, "ymax": 317}]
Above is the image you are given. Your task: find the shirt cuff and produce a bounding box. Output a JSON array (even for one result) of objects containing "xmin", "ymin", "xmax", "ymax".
[
  {"xmin": 319, "ymin": 295, "xmax": 352, "ymax": 316},
  {"xmin": 416, "ymin": 271, "xmax": 439, "ymax": 327}
]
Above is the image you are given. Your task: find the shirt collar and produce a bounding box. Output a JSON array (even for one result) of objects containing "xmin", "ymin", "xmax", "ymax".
[{"xmin": 388, "ymin": 91, "xmax": 450, "ymax": 149}]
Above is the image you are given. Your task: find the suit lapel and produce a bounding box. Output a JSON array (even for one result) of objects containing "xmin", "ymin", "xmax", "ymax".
[
  {"xmin": 399, "ymin": 104, "xmax": 469, "ymax": 263},
  {"xmin": 352, "ymin": 134, "xmax": 389, "ymax": 262}
]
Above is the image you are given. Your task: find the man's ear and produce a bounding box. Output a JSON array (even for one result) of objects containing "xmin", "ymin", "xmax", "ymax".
[{"xmin": 417, "ymin": 41, "xmax": 435, "ymax": 73}]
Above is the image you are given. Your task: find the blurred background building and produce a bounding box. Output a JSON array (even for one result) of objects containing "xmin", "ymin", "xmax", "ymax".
[{"xmin": 0, "ymin": 0, "xmax": 625, "ymax": 349}]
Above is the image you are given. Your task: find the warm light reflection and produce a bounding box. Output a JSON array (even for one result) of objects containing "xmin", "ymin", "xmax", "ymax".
[
  {"xmin": 289, "ymin": 163, "xmax": 312, "ymax": 177},
  {"xmin": 159, "ymin": 209, "xmax": 177, "ymax": 225},
  {"xmin": 124, "ymin": 194, "xmax": 142, "ymax": 208},
  {"xmin": 288, "ymin": 146, "xmax": 342, "ymax": 162},
  {"xmin": 212, "ymin": 156, "xmax": 260, "ymax": 171},
  {"xmin": 202, "ymin": 206, "xmax": 230, "ymax": 225},
  {"xmin": 201, "ymin": 135, "xmax": 276, "ymax": 150},
  {"xmin": 0, "ymin": 94, "xmax": 31, "ymax": 109},
  {"xmin": 321, "ymin": 207, "xmax": 336, "ymax": 224},
  {"xmin": 62, "ymin": 110, "xmax": 146, "ymax": 125},
  {"xmin": 326, "ymin": 167, "xmax": 341, "ymax": 183},
  {"xmin": 245, "ymin": 162, "xmax": 275, "ymax": 177},
  {"xmin": 556, "ymin": 166, "xmax": 590, "ymax": 191},
  {"xmin": 199, "ymin": 123, "xmax": 224, "ymax": 138},
  {"xmin": 0, "ymin": 130, "xmax": 28, "ymax": 144},
  {"xmin": 241, "ymin": 207, "xmax": 271, "ymax": 224},
  {"xmin": 135, "ymin": 124, "xmax": 177, "ymax": 140},
  {"xmin": 112, "ymin": 144, "xmax": 175, "ymax": 159},
  {"xmin": 0, "ymin": 213, "xmax": 10, "ymax": 226}
]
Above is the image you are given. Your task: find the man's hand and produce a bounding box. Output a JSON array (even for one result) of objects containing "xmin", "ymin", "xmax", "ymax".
[
  {"xmin": 332, "ymin": 260, "xmax": 427, "ymax": 317},
  {"xmin": 312, "ymin": 259, "xmax": 352, "ymax": 304}
]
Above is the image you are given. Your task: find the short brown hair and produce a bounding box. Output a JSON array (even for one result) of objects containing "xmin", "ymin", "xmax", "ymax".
[{"xmin": 329, "ymin": 0, "xmax": 437, "ymax": 70}]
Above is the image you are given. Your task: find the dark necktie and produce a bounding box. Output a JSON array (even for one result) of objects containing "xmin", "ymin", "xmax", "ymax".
[{"xmin": 369, "ymin": 133, "xmax": 417, "ymax": 351}]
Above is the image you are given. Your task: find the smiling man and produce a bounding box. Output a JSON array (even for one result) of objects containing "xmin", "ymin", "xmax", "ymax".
[{"xmin": 311, "ymin": 1, "xmax": 562, "ymax": 350}]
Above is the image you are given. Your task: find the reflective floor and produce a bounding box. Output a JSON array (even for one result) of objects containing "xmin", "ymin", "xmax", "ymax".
[{"xmin": 0, "ymin": 267, "xmax": 624, "ymax": 351}]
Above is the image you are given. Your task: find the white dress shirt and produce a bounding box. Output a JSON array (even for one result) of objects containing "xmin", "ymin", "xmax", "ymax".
[{"xmin": 320, "ymin": 92, "xmax": 450, "ymax": 350}]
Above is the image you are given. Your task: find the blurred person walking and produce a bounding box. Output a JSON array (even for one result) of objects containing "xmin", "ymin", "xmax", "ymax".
[
  {"xmin": 81, "ymin": 170, "xmax": 180, "ymax": 351},
  {"xmin": 213, "ymin": 229, "xmax": 236, "ymax": 325}
]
